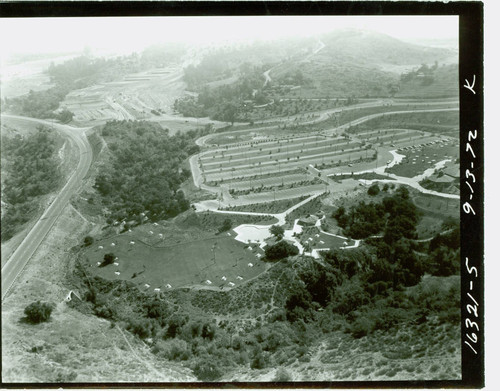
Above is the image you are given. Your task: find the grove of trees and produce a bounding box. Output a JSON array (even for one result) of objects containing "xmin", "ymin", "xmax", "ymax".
[
  {"xmin": 1, "ymin": 126, "xmax": 62, "ymax": 242},
  {"xmin": 265, "ymin": 240, "xmax": 299, "ymax": 260},
  {"xmin": 332, "ymin": 186, "xmax": 419, "ymax": 241},
  {"xmin": 269, "ymin": 225, "xmax": 285, "ymax": 240},
  {"xmin": 93, "ymin": 120, "xmax": 200, "ymax": 224}
]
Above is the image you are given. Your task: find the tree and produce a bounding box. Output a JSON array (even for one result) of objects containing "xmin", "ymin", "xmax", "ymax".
[
  {"xmin": 165, "ymin": 315, "xmax": 187, "ymax": 339},
  {"xmin": 100, "ymin": 253, "xmax": 115, "ymax": 267},
  {"xmin": 221, "ymin": 103, "xmax": 238, "ymax": 125},
  {"xmin": 273, "ymin": 367, "xmax": 292, "ymax": 382},
  {"xmin": 285, "ymin": 286, "xmax": 313, "ymax": 322},
  {"xmin": 265, "ymin": 240, "xmax": 299, "ymax": 260},
  {"xmin": 269, "ymin": 225, "xmax": 285, "ymax": 240},
  {"xmin": 251, "ymin": 346, "xmax": 268, "ymax": 369},
  {"xmin": 395, "ymin": 185, "xmax": 410, "ymax": 200},
  {"xmin": 192, "ymin": 357, "xmax": 223, "ymax": 381},
  {"xmin": 201, "ymin": 322, "xmax": 215, "ymax": 340},
  {"xmin": 84, "ymin": 236, "xmax": 94, "ymax": 246},
  {"xmin": 367, "ymin": 183, "xmax": 380, "ymax": 196},
  {"xmin": 218, "ymin": 218, "xmax": 232, "ymax": 233},
  {"xmin": 56, "ymin": 108, "xmax": 74, "ymax": 123},
  {"xmin": 24, "ymin": 301, "xmax": 54, "ymax": 324}
]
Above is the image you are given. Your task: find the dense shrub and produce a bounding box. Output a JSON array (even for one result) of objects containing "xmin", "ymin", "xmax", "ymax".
[
  {"xmin": 348, "ymin": 315, "xmax": 375, "ymax": 338},
  {"xmin": 333, "ymin": 188, "xmax": 420, "ymax": 241},
  {"xmin": 99, "ymin": 253, "xmax": 115, "ymax": 268},
  {"xmin": 84, "ymin": 236, "xmax": 94, "ymax": 246},
  {"xmin": 273, "ymin": 367, "xmax": 292, "ymax": 382},
  {"xmin": 367, "ymin": 184, "xmax": 380, "ymax": 196},
  {"xmin": 154, "ymin": 339, "xmax": 191, "ymax": 361},
  {"xmin": 126, "ymin": 318, "xmax": 153, "ymax": 339},
  {"xmin": 191, "ymin": 357, "xmax": 223, "ymax": 381},
  {"xmin": 250, "ymin": 348, "xmax": 268, "ymax": 369},
  {"xmin": 265, "ymin": 240, "xmax": 299, "ymax": 260},
  {"xmin": 218, "ymin": 218, "xmax": 232, "ymax": 233},
  {"xmin": 270, "ymin": 225, "xmax": 285, "ymax": 239},
  {"xmin": 24, "ymin": 301, "xmax": 54, "ymax": 324},
  {"xmin": 94, "ymin": 304, "xmax": 114, "ymax": 319}
]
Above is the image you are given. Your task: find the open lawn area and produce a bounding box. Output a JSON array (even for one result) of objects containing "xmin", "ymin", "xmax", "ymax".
[
  {"xmin": 309, "ymin": 231, "xmax": 354, "ymax": 249},
  {"xmin": 414, "ymin": 194, "xmax": 459, "ymax": 218},
  {"xmin": 386, "ymin": 142, "xmax": 458, "ymax": 178},
  {"xmin": 83, "ymin": 232, "xmax": 268, "ymax": 292},
  {"xmin": 222, "ymin": 196, "xmax": 307, "ymax": 214}
]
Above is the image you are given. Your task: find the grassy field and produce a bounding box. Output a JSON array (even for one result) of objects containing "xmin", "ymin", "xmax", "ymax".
[
  {"xmin": 416, "ymin": 215, "xmax": 447, "ymax": 239},
  {"xmin": 286, "ymin": 194, "xmax": 327, "ymax": 224},
  {"xmin": 387, "ymin": 142, "xmax": 459, "ymax": 178},
  {"xmin": 330, "ymin": 172, "xmax": 393, "ymax": 181},
  {"xmin": 348, "ymin": 110, "xmax": 459, "ymax": 136},
  {"xmin": 229, "ymin": 185, "xmax": 326, "ymax": 206},
  {"xmin": 361, "ymin": 130, "xmax": 425, "ymax": 146},
  {"xmin": 222, "ymin": 196, "xmax": 308, "ymax": 214},
  {"xmin": 419, "ymin": 178, "xmax": 459, "ymax": 195},
  {"xmin": 226, "ymin": 173, "xmax": 313, "ymax": 191},
  {"xmin": 301, "ymin": 229, "xmax": 354, "ymax": 249},
  {"xmin": 83, "ymin": 231, "xmax": 268, "ymax": 291},
  {"xmin": 414, "ymin": 194, "xmax": 459, "ymax": 218}
]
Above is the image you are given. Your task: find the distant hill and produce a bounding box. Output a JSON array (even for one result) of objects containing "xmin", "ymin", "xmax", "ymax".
[
  {"xmin": 166, "ymin": 30, "xmax": 460, "ymax": 119},
  {"xmin": 269, "ymin": 29, "xmax": 458, "ymax": 99},
  {"xmin": 396, "ymin": 63, "xmax": 458, "ymax": 98},
  {"xmin": 318, "ymin": 29, "xmax": 456, "ymax": 67}
]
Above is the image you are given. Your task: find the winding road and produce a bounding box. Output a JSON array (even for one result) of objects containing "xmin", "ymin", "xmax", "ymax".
[{"xmin": 1, "ymin": 115, "xmax": 93, "ymax": 300}]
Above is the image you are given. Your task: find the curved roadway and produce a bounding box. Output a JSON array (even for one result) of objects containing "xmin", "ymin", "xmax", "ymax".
[{"xmin": 1, "ymin": 115, "xmax": 93, "ymax": 300}]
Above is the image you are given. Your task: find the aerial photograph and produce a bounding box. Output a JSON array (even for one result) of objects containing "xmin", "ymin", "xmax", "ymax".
[{"xmin": 1, "ymin": 15, "xmax": 461, "ymax": 383}]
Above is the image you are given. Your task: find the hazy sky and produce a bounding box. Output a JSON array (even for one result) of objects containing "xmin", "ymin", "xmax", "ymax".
[{"xmin": 0, "ymin": 15, "xmax": 458, "ymax": 58}]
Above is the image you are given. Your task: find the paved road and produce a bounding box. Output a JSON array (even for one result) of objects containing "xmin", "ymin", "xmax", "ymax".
[{"xmin": 1, "ymin": 115, "xmax": 93, "ymax": 300}]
